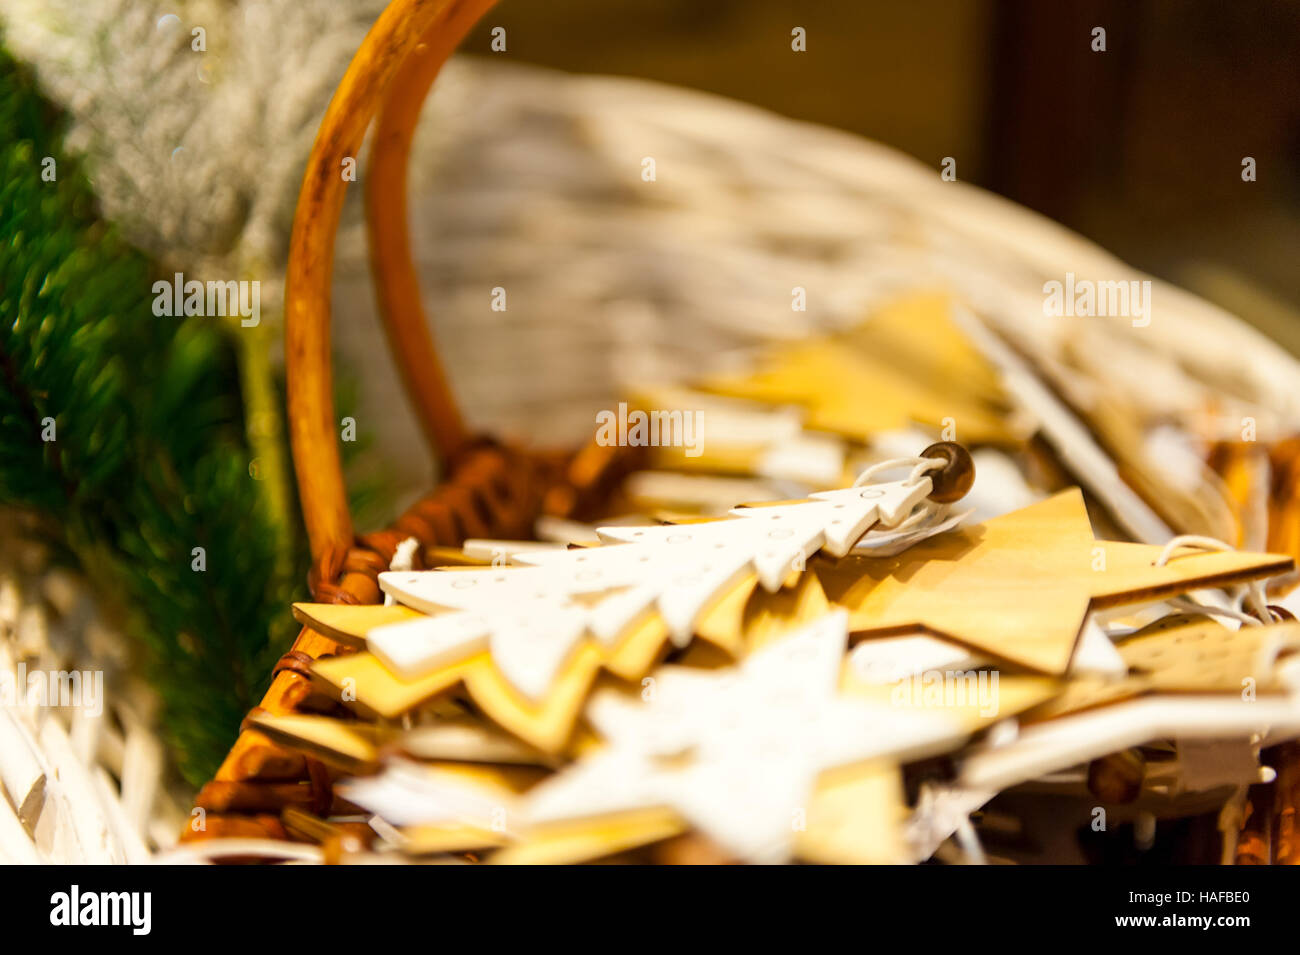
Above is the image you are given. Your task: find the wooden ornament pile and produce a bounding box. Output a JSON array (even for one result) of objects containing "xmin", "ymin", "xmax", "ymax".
[{"xmin": 189, "ymin": 448, "xmax": 1300, "ymax": 865}]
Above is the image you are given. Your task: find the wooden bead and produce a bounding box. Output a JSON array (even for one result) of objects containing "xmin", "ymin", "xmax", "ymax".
[
  {"xmin": 920, "ymin": 442, "xmax": 975, "ymax": 503},
  {"xmin": 1087, "ymin": 748, "xmax": 1145, "ymax": 804}
]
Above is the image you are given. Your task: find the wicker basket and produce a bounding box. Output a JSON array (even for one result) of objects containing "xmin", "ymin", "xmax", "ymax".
[
  {"xmin": 0, "ymin": 511, "xmax": 188, "ymax": 864},
  {"xmin": 183, "ymin": 0, "xmax": 643, "ymax": 855}
]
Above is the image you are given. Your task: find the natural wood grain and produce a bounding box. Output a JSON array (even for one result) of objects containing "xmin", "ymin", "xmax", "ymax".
[
  {"xmin": 819, "ymin": 489, "xmax": 1293, "ymax": 674},
  {"xmin": 291, "ymin": 602, "xmax": 426, "ymax": 648},
  {"xmin": 248, "ymin": 714, "xmax": 388, "ymax": 774},
  {"xmin": 703, "ymin": 294, "xmax": 1015, "ymax": 446}
]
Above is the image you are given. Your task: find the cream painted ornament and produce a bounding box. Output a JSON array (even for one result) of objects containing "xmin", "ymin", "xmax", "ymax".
[
  {"xmin": 338, "ymin": 758, "xmax": 544, "ymax": 854},
  {"xmin": 496, "ymin": 762, "xmax": 910, "ymax": 865},
  {"xmin": 595, "ymin": 479, "xmax": 931, "ymax": 590},
  {"xmin": 520, "ymin": 610, "xmax": 969, "ymax": 863},
  {"xmin": 847, "ymin": 634, "xmax": 987, "ymax": 685},
  {"xmin": 1068, "ymin": 617, "xmax": 1128, "ymax": 677},
  {"xmin": 960, "ymin": 694, "xmax": 1300, "ymax": 795},
  {"xmin": 304, "ymin": 574, "xmax": 828, "ymax": 754},
  {"xmin": 372, "ymin": 472, "xmax": 937, "ymax": 700},
  {"xmin": 954, "ymin": 616, "xmax": 1300, "ymax": 796}
]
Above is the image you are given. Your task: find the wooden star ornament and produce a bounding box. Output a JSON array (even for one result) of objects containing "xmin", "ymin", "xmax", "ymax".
[
  {"xmin": 518, "ymin": 610, "xmax": 971, "ymax": 863},
  {"xmin": 816, "ymin": 489, "xmax": 1292, "ymax": 675}
]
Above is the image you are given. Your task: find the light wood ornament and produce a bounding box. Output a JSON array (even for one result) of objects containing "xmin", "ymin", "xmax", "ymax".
[
  {"xmin": 305, "ymin": 572, "xmax": 791, "ymax": 752},
  {"xmin": 818, "ymin": 489, "xmax": 1292, "ymax": 674},
  {"xmin": 702, "ymin": 293, "xmax": 1015, "ymax": 446},
  {"xmin": 1021, "ymin": 615, "xmax": 1300, "ymax": 724},
  {"xmin": 291, "ymin": 602, "xmax": 425, "ymax": 649},
  {"xmin": 247, "ymin": 713, "xmax": 387, "ymax": 775},
  {"xmin": 493, "ymin": 763, "xmax": 909, "ymax": 866}
]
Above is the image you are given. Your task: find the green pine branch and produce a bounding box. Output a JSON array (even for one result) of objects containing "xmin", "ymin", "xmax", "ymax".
[{"xmin": 0, "ymin": 43, "xmax": 305, "ymax": 786}]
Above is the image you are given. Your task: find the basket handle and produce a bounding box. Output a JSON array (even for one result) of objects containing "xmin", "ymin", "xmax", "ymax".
[{"xmin": 285, "ymin": 0, "xmax": 496, "ymax": 563}]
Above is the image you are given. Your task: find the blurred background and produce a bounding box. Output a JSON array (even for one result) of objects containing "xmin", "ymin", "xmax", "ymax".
[{"xmin": 463, "ymin": 0, "xmax": 1300, "ymax": 344}]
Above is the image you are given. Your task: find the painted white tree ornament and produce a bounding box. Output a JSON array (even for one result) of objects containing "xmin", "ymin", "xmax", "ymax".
[
  {"xmin": 373, "ymin": 476, "xmax": 941, "ymax": 699},
  {"xmin": 338, "ymin": 758, "xmax": 517, "ymax": 831}
]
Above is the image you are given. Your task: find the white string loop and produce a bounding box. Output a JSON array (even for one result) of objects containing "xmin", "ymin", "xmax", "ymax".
[
  {"xmin": 853, "ymin": 455, "xmax": 946, "ymax": 489},
  {"xmin": 886, "ymin": 500, "xmax": 950, "ymax": 534},
  {"xmin": 384, "ymin": 536, "xmax": 421, "ymax": 606},
  {"xmin": 1153, "ymin": 534, "xmax": 1275, "ymax": 625}
]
